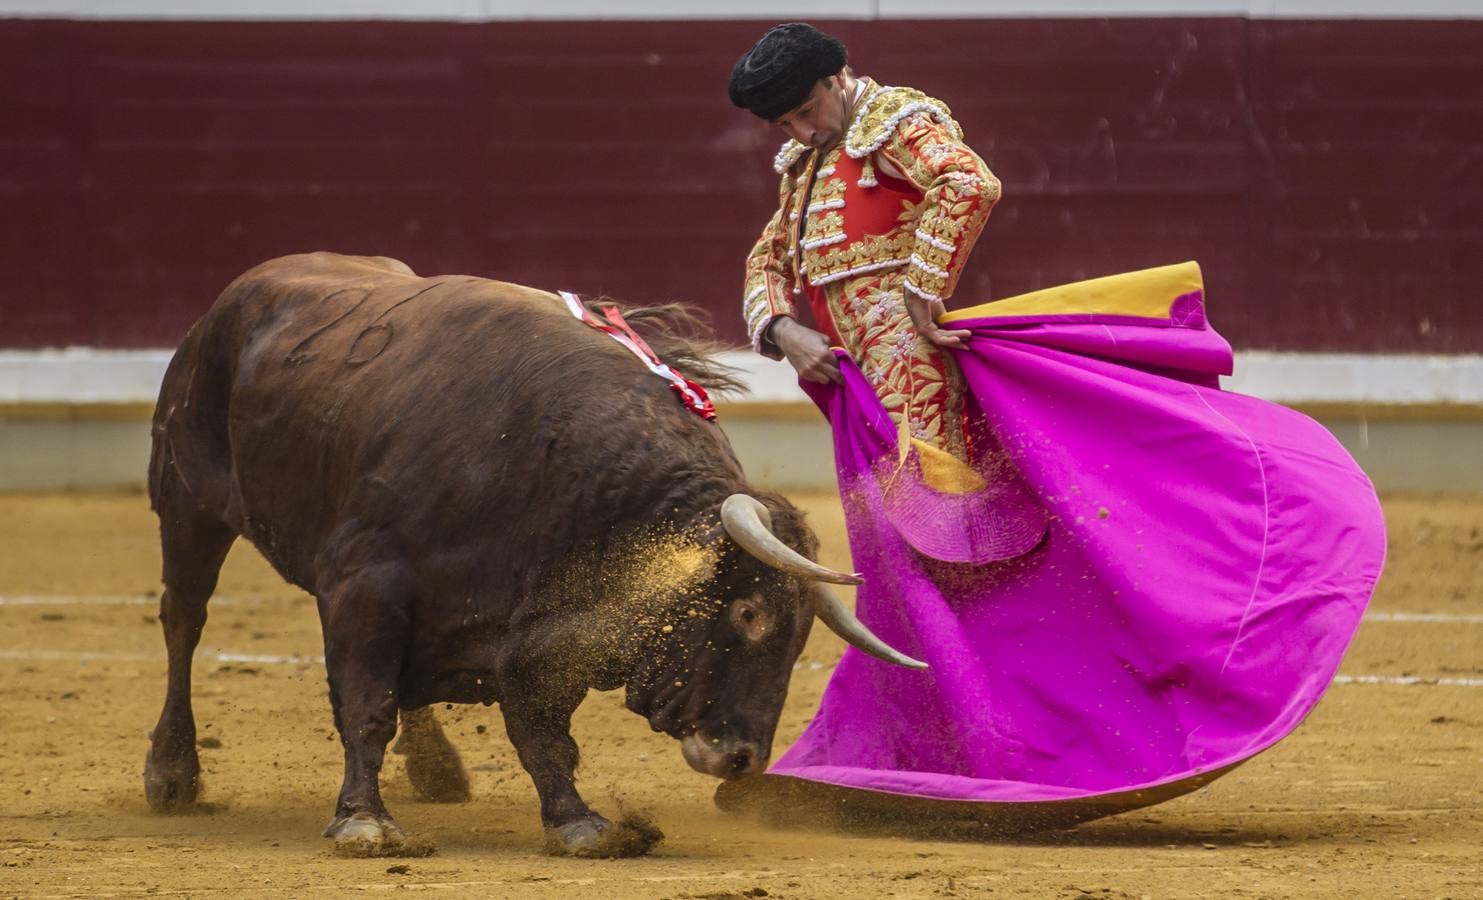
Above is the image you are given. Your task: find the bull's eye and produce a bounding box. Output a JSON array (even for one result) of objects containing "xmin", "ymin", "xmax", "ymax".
[{"xmin": 727, "ymin": 596, "xmax": 775, "ymax": 644}]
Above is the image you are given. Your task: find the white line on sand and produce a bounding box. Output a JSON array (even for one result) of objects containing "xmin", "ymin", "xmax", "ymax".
[
  {"xmin": 1333, "ymin": 674, "xmax": 1483, "ymax": 688},
  {"xmin": 1363, "ymin": 611, "xmax": 1483, "ymax": 624},
  {"xmin": 0, "ymin": 594, "xmax": 239, "ymax": 607},
  {"xmin": 0, "ymin": 649, "xmax": 322, "ymax": 665},
  {"xmin": 0, "ymin": 595, "xmax": 157, "ymax": 606}
]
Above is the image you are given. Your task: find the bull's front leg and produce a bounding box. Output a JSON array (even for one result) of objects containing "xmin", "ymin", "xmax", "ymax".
[
  {"xmin": 497, "ymin": 685, "xmax": 601, "ymax": 851},
  {"xmin": 499, "ymin": 682, "xmax": 662, "ymax": 858}
]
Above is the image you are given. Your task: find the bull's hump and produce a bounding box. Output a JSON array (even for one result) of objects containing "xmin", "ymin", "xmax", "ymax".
[
  {"xmin": 477, "ymin": 281, "xmax": 567, "ymax": 308},
  {"xmin": 246, "ymin": 251, "xmax": 412, "ymax": 284},
  {"xmin": 245, "ymin": 254, "xmax": 563, "ymax": 315}
]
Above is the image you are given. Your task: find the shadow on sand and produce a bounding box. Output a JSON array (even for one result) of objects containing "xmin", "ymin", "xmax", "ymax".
[{"xmin": 710, "ymin": 763, "xmax": 1286, "ymax": 847}]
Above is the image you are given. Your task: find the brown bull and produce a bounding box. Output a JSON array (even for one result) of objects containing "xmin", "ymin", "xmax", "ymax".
[{"xmin": 143, "ymin": 252, "xmax": 921, "ymax": 857}]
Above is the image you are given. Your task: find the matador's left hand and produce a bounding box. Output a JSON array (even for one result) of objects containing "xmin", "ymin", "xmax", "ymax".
[{"xmin": 905, "ymin": 292, "xmax": 972, "ymax": 350}]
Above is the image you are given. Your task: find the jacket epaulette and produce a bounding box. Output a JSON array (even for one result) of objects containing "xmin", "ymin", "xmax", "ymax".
[
  {"xmin": 772, "ymin": 139, "xmax": 809, "ymax": 175},
  {"xmin": 843, "ymin": 86, "xmax": 961, "ymax": 160}
]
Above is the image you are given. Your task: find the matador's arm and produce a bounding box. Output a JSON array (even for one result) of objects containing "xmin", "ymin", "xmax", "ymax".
[
  {"xmin": 877, "ymin": 109, "xmax": 1001, "ymax": 304},
  {"xmin": 742, "ymin": 185, "xmax": 800, "ymax": 360}
]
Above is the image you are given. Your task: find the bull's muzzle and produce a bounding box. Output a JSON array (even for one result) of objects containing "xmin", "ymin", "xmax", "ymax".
[{"xmin": 680, "ymin": 731, "xmax": 766, "ymax": 780}]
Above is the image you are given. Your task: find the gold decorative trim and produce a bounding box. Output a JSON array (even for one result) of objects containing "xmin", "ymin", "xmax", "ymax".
[
  {"xmin": 773, "ymin": 139, "xmax": 809, "ymax": 174},
  {"xmin": 845, "ymin": 86, "xmax": 961, "ymax": 160}
]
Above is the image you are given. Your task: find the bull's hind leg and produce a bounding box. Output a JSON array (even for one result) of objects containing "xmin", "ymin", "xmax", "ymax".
[
  {"xmin": 392, "ymin": 706, "xmax": 471, "ymax": 803},
  {"xmin": 144, "ymin": 505, "xmax": 236, "ymax": 810},
  {"xmin": 317, "ymin": 563, "xmax": 414, "ymax": 854}
]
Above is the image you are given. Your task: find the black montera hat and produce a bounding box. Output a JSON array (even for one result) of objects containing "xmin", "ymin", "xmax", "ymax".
[{"xmin": 728, "ymin": 23, "xmax": 848, "ymax": 121}]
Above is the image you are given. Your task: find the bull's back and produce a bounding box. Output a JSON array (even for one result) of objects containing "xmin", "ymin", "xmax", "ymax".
[
  {"xmin": 220, "ymin": 253, "xmax": 590, "ymax": 451},
  {"xmin": 158, "ymin": 250, "xmax": 737, "ymax": 608},
  {"xmin": 192, "ymin": 253, "xmax": 686, "ymax": 590}
]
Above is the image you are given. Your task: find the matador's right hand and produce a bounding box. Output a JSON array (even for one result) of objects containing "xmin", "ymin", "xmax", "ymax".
[
  {"xmin": 905, "ymin": 291, "xmax": 972, "ymax": 350},
  {"xmin": 769, "ymin": 317, "xmax": 843, "ymax": 385}
]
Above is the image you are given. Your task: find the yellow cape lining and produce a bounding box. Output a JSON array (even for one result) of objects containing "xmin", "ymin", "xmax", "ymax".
[
  {"xmin": 939, "ymin": 261, "xmax": 1203, "ymax": 324},
  {"xmin": 894, "ymin": 417, "xmax": 988, "ymax": 494}
]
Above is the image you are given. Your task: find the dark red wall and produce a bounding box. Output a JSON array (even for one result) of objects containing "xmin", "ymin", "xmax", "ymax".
[{"xmin": 2, "ymin": 18, "xmax": 1480, "ymax": 351}]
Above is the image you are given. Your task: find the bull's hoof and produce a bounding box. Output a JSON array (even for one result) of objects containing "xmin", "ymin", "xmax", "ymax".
[
  {"xmin": 143, "ymin": 748, "xmax": 200, "ymax": 810},
  {"xmin": 544, "ymin": 816, "xmax": 610, "ymax": 856},
  {"xmin": 543, "ymin": 812, "xmax": 664, "ymax": 858},
  {"xmin": 324, "ymin": 812, "xmax": 414, "ymax": 857}
]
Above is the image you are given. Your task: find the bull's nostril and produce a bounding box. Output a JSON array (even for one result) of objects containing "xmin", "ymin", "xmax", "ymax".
[{"xmin": 729, "ymin": 751, "xmax": 753, "ymax": 776}]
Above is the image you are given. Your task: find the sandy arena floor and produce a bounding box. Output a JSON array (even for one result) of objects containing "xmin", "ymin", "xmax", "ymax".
[{"xmin": 0, "ymin": 490, "xmax": 1479, "ymax": 898}]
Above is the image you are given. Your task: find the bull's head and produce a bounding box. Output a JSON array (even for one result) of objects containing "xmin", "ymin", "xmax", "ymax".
[{"xmin": 624, "ymin": 493, "xmax": 924, "ymax": 782}]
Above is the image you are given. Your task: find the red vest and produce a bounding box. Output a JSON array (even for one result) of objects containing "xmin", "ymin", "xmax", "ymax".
[{"xmin": 801, "ymin": 150, "xmax": 923, "ymax": 345}]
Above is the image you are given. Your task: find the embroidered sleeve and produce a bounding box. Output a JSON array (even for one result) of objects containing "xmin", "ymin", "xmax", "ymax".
[
  {"xmin": 880, "ymin": 112, "xmax": 1000, "ymax": 304},
  {"xmin": 743, "ymin": 175, "xmax": 800, "ymax": 359}
]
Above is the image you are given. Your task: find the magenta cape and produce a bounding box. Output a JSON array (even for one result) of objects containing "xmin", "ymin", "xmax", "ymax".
[{"xmin": 767, "ymin": 263, "xmax": 1386, "ymax": 811}]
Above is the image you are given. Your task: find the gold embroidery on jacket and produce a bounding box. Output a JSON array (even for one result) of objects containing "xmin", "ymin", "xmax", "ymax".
[
  {"xmin": 846, "ymin": 87, "xmax": 960, "ymax": 159},
  {"xmin": 822, "ymin": 271, "xmax": 968, "ymax": 459}
]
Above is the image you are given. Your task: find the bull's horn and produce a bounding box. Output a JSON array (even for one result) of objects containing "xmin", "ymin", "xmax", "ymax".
[
  {"xmin": 720, "ymin": 494, "xmax": 862, "ymax": 586},
  {"xmin": 813, "ymin": 584, "xmax": 928, "ymax": 670}
]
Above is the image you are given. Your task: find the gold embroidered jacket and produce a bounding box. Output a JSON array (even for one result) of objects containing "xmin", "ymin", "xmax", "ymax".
[{"xmin": 743, "ymin": 80, "xmax": 1001, "ymax": 357}]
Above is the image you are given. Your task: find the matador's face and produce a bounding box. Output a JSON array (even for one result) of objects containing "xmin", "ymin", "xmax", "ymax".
[{"xmin": 771, "ymin": 72, "xmax": 850, "ymax": 152}]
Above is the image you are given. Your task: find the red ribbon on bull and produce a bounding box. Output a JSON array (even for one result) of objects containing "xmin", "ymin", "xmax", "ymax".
[{"xmin": 559, "ymin": 291, "xmax": 717, "ymax": 421}]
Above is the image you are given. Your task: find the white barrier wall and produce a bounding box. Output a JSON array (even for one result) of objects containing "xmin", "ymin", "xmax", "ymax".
[
  {"xmin": 3, "ymin": 350, "xmax": 1481, "ymax": 491},
  {"xmin": 7, "ymin": 349, "xmax": 1483, "ymax": 408}
]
